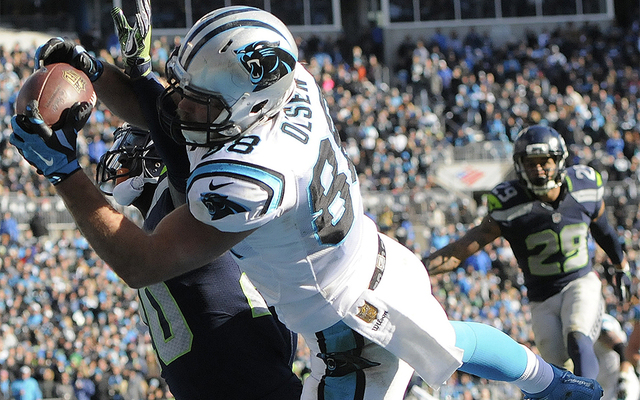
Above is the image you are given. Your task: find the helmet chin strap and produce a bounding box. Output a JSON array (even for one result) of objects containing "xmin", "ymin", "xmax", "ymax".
[
  {"xmin": 529, "ymin": 180, "xmax": 561, "ymax": 196},
  {"xmin": 523, "ymin": 163, "xmax": 562, "ymax": 196}
]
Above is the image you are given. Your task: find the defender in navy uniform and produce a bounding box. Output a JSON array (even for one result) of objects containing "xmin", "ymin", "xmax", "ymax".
[
  {"xmin": 96, "ymin": 125, "xmax": 303, "ymax": 399},
  {"xmin": 426, "ymin": 125, "xmax": 629, "ymax": 379}
]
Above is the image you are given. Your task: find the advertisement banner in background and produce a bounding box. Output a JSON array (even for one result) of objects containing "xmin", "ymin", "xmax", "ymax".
[{"xmin": 434, "ymin": 162, "xmax": 514, "ymax": 192}]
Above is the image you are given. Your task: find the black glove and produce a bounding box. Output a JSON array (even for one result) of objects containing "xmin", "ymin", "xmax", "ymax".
[
  {"xmin": 35, "ymin": 37, "xmax": 104, "ymax": 82},
  {"xmin": 614, "ymin": 268, "xmax": 633, "ymax": 304},
  {"xmin": 10, "ymin": 100, "xmax": 92, "ymax": 185}
]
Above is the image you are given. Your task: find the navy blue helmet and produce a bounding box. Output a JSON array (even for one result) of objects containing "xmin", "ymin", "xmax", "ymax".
[{"xmin": 513, "ymin": 125, "xmax": 568, "ymax": 195}]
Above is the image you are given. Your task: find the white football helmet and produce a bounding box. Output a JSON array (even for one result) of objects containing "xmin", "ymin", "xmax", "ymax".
[{"xmin": 158, "ymin": 6, "xmax": 298, "ymax": 146}]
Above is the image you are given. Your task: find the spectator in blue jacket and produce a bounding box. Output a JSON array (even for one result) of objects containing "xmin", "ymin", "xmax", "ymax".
[
  {"xmin": 73, "ymin": 369, "xmax": 95, "ymax": 400},
  {"xmin": 0, "ymin": 368, "xmax": 11, "ymax": 400},
  {"xmin": 11, "ymin": 366, "xmax": 42, "ymax": 400},
  {"xmin": 0, "ymin": 212, "xmax": 18, "ymax": 242}
]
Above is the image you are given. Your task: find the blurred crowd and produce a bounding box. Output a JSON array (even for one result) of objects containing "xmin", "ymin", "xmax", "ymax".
[{"xmin": 0, "ymin": 18, "xmax": 639, "ymax": 399}]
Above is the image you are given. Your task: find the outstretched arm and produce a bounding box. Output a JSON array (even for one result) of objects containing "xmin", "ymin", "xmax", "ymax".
[
  {"xmin": 425, "ymin": 216, "xmax": 501, "ymax": 275},
  {"xmin": 94, "ymin": 0, "xmax": 154, "ymax": 128},
  {"xmin": 92, "ymin": 63, "xmax": 148, "ymax": 128},
  {"xmin": 55, "ymin": 171, "xmax": 254, "ymax": 288}
]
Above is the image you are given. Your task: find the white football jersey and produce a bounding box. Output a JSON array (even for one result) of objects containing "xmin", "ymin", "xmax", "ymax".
[{"xmin": 186, "ymin": 64, "xmax": 379, "ymax": 333}]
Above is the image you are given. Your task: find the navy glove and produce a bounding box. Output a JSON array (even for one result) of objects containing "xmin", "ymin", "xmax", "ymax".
[
  {"xmin": 111, "ymin": 0, "xmax": 152, "ymax": 79},
  {"xmin": 10, "ymin": 100, "xmax": 92, "ymax": 185},
  {"xmin": 35, "ymin": 37, "xmax": 104, "ymax": 82},
  {"xmin": 614, "ymin": 267, "xmax": 632, "ymax": 304}
]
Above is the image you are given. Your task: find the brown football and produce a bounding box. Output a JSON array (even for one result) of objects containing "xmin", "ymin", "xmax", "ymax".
[{"xmin": 15, "ymin": 63, "xmax": 97, "ymax": 128}]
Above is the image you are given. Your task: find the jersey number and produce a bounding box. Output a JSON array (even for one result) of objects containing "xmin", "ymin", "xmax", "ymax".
[
  {"xmin": 310, "ymin": 138, "xmax": 355, "ymax": 245},
  {"xmin": 139, "ymin": 275, "xmax": 269, "ymax": 365},
  {"xmin": 525, "ymin": 223, "xmax": 589, "ymax": 275},
  {"xmin": 573, "ymin": 164, "xmax": 597, "ymax": 181},
  {"xmin": 139, "ymin": 284, "xmax": 193, "ymax": 365}
]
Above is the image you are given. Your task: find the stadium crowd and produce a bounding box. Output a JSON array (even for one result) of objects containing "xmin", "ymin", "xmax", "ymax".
[{"xmin": 0, "ymin": 17, "xmax": 639, "ymax": 399}]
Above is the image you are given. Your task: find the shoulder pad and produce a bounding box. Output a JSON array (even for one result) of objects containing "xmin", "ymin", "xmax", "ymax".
[
  {"xmin": 564, "ymin": 165, "xmax": 603, "ymax": 189},
  {"xmin": 564, "ymin": 165, "xmax": 604, "ymax": 204},
  {"xmin": 486, "ymin": 180, "xmax": 529, "ymax": 212},
  {"xmin": 485, "ymin": 192, "xmax": 502, "ymax": 212},
  {"xmin": 187, "ymin": 160, "xmax": 286, "ymax": 232},
  {"xmin": 486, "ymin": 180, "xmax": 535, "ymax": 221}
]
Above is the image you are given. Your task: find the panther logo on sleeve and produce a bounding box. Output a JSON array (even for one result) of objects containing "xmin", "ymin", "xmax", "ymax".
[
  {"xmin": 235, "ymin": 41, "xmax": 296, "ymax": 91},
  {"xmin": 200, "ymin": 182, "xmax": 248, "ymax": 221}
]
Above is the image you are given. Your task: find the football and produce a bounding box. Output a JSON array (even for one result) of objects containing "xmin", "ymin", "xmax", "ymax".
[{"xmin": 15, "ymin": 63, "xmax": 97, "ymax": 128}]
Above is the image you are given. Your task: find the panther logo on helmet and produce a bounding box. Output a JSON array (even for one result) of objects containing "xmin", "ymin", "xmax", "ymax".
[{"xmin": 235, "ymin": 41, "xmax": 296, "ymax": 91}]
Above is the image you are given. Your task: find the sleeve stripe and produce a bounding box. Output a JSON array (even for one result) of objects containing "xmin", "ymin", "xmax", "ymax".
[
  {"xmin": 188, "ymin": 160, "xmax": 285, "ymax": 215},
  {"xmin": 571, "ymin": 187, "xmax": 604, "ymax": 204},
  {"xmin": 491, "ymin": 203, "xmax": 533, "ymax": 222}
]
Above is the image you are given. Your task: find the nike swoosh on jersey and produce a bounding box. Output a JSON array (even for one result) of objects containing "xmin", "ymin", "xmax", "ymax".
[
  {"xmin": 32, "ymin": 149, "xmax": 54, "ymax": 167},
  {"xmin": 209, "ymin": 181, "xmax": 233, "ymax": 191}
]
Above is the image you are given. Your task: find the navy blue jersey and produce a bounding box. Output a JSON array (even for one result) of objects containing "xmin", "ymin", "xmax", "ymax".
[
  {"xmin": 486, "ymin": 165, "xmax": 604, "ymax": 302},
  {"xmin": 138, "ymin": 177, "xmax": 302, "ymax": 399}
]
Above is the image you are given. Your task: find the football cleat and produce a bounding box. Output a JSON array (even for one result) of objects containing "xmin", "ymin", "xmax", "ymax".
[{"xmin": 522, "ymin": 365, "xmax": 603, "ymax": 400}]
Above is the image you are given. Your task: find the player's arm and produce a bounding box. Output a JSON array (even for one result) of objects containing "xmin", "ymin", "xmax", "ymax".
[
  {"xmin": 590, "ymin": 199, "xmax": 627, "ymax": 269},
  {"xmin": 10, "ymin": 106, "xmax": 252, "ymax": 288},
  {"xmin": 111, "ymin": 0, "xmax": 190, "ymax": 196},
  {"xmin": 55, "ymin": 171, "xmax": 254, "ymax": 288},
  {"xmin": 425, "ymin": 215, "xmax": 501, "ymax": 275},
  {"xmin": 92, "ymin": 63, "xmax": 148, "ymax": 128},
  {"xmin": 590, "ymin": 198, "xmax": 631, "ymax": 302},
  {"xmin": 94, "ymin": 0, "xmax": 154, "ymax": 128}
]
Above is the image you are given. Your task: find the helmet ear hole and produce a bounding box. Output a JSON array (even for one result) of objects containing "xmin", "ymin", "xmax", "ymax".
[{"xmin": 251, "ymin": 100, "xmax": 268, "ymax": 114}]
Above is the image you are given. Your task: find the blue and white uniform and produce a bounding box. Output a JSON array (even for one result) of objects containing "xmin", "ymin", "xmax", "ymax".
[
  {"xmin": 485, "ymin": 165, "xmax": 606, "ymax": 368},
  {"xmin": 186, "ymin": 64, "xmax": 464, "ymax": 398}
]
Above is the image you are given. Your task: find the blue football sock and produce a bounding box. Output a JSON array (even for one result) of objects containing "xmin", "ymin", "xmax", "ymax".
[{"xmin": 451, "ymin": 321, "xmax": 528, "ymax": 381}]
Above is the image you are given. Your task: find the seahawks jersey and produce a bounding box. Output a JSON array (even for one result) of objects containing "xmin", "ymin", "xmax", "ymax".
[
  {"xmin": 139, "ymin": 177, "xmax": 302, "ymax": 399},
  {"xmin": 486, "ymin": 165, "xmax": 604, "ymax": 301},
  {"xmin": 186, "ymin": 64, "xmax": 380, "ymax": 334}
]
